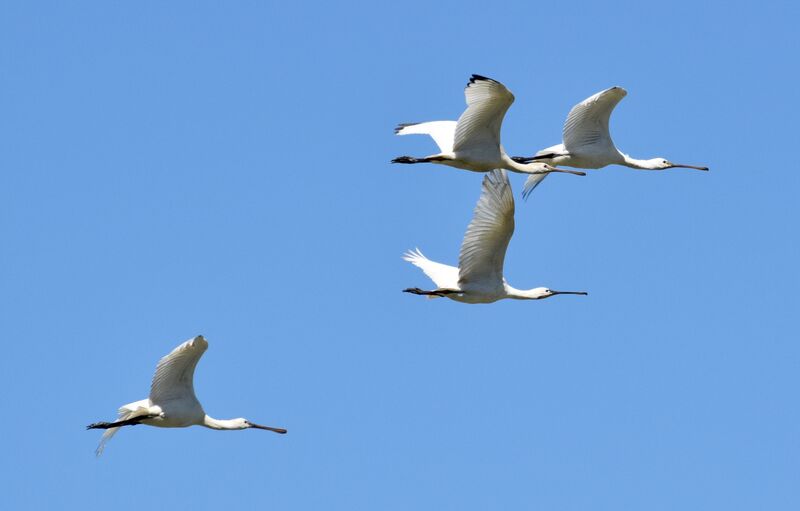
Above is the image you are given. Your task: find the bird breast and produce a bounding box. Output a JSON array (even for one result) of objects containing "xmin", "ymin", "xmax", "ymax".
[{"xmin": 149, "ymin": 400, "xmax": 205, "ymax": 428}]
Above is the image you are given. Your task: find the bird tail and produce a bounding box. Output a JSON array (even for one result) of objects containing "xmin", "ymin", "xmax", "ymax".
[
  {"xmin": 402, "ymin": 248, "xmax": 457, "ymax": 298},
  {"xmin": 403, "ymin": 249, "xmax": 440, "ymax": 299},
  {"xmin": 95, "ymin": 400, "xmax": 150, "ymax": 457},
  {"xmin": 402, "ymin": 247, "xmax": 426, "ymax": 265}
]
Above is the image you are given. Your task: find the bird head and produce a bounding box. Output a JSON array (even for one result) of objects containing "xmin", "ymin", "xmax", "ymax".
[
  {"xmin": 526, "ymin": 287, "xmax": 588, "ymax": 299},
  {"xmin": 649, "ymin": 158, "xmax": 709, "ymax": 171}
]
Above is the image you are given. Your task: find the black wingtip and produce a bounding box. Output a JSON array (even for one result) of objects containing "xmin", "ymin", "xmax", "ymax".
[
  {"xmin": 470, "ymin": 74, "xmax": 492, "ymax": 83},
  {"xmin": 467, "ymin": 74, "xmax": 501, "ymax": 88}
]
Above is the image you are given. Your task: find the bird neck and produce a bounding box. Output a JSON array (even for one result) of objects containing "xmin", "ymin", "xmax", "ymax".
[
  {"xmin": 621, "ymin": 153, "xmax": 657, "ymax": 170},
  {"xmin": 504, "ymin": 155, "xmax": 546, "ymax": 175},
  {"xmin": 202, "ymin": 416, "xmax": 245, "ymax": 430},
  {"xmin": 505, "ymin": 285, "xmax": 541, "ymax": 300}
]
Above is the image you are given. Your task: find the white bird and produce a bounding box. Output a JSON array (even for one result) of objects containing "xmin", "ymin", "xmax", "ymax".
[
  {"xmin": 392, "ymin": 75, "xmax": 585, "ymax": 179},
  {"xmin": 403, "ymin": 169, "xmax": 587, "ymax": 304},
  {"xmin": 88, "ymin": 335, "xmax": 286, "ymax": 456},
  {"xmin": 514, "ymin": 86, "xmax": 709, "ymax": 197}
]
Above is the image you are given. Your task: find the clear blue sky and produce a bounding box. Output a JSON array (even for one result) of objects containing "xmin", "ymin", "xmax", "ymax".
[{"xmin": 1, "ymin": 1, "xmax": 798, "ymax": 509}]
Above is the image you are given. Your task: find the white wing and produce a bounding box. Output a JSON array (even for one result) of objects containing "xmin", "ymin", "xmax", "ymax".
[
  {"xmin": 149, "ymin": 335, "xmax": 208, "ymax": 406},
  {"xmin": 395, "ymin": 121, "xmax": 457, "ymax": 153},
  {"xmin": 453, "ymin": 75, "xmax": 514, "ymax": 155},
  {"xmin": 520, "ymin": 144, "xmax": 566, "ymax": 198},
  {"xmin": 535, "ymin": 143, "xmax": 566, "ymax": 159},
  {"xmin": 458, "ymin": 169, "xmax": 514, "ymax": 286},
  {"xmin": 562, "ymin": 87, "xmax": 627, "ymax": 153},
  {"xmin": 403, "ymin": 248, "xmax": 459, "ymax": 289},
  {"xmin": 522, "ymin": 174, "xmax": 548, "ymax": 200},
  {"xmin": 95, "ymin": 399, "xmax": 151, "ymax": 456}
]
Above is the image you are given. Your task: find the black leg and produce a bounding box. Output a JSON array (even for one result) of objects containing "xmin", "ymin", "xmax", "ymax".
[
  {"xmin": 403, "ymin": 287, "xmax": 459, "ymax": 297},
  {"xmin": 391, "ymin": 156, "xmax": 422, "ymax": 164},
  {"xmin": 392, "ymin": 156, "xmax": 450, "ymax": 164},
  {"xmin": 86, "ymin": 414, "xmax": 159, "ymax": 430}
]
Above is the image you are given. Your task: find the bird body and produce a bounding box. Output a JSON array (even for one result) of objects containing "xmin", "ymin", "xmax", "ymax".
[
  {"xmin": 533, "ymin": 142, "xmax": 623, "ymax": 170},
  {"xmin": 403, "ymin": 169, "xmax": 587, "ymax": 304},
  {"xmin": 403, "ymin": 249, "xmax": 506, "ymax": 304},
  {"xmin": 393, "ymin": 75, "xmax": 585, "ymax": 178},
  {"xmin": 517, "ymin": 86, "xmax": 708, "ymax": 197},
  {"xmin": 88, "ymin": 335, "xmax": 286, "ymax": 456}
]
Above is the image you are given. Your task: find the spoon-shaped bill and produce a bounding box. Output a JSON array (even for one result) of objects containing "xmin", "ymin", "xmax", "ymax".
[
  {"xmin": 551, "ymin": 290, "xmax": 588, "ymax": 296},
  {"xmin": 249, "ymin": 422, "xmax": 287, "ymax": 434},
  {"xmin": 669, "ymin": 163, "xmax": 709, "ymax": 171}
]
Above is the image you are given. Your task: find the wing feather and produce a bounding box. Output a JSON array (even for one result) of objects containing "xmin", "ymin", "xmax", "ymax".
[
  {"xmin": 562, "ymin": 87, "xmax": 627, "ymax": 153},
  {"xmin": 521, "ymin": 174, "xmax": 548, "ymax": 200},
  {"xmin": 453, "ymin": 75, "xmax": 514, "ymax": 156},
  {"xmin": 149, "ymin": 336, "xmax": 208, "ymax": 405},
  {"xmin": 458, "ymin": 169, "xmax": 514, "ymax": 286}
]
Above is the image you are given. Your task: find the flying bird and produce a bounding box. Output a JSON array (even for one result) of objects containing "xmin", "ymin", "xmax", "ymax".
[
  {"xmin": 87, "ymin": 335, "xmax": 286, "ymax": 456},
  {"xmin": 392, "ymin": 75, "xmax": 585, "ymax": 179},
  {"xmin": 403, "ymin": 169, "xmax": 587, "ymax": 303},
  {"xmin": 514, "ymin": 86, "xmax": 709, "ymax": 197}
]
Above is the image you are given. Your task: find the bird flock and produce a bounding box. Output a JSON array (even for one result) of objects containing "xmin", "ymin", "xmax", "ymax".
[
  {"xmin": 88, "ymin": 74, "xmax": 707, "ymax": 455},
  {"xmin": 397, "ymin": 74, "xmax": 707, "ymax": 303}
]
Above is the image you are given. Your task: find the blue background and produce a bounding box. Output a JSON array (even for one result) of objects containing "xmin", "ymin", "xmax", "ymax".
[{"xmin": 2, "ymin": 1, "xmax": 798, "ymax": 509}]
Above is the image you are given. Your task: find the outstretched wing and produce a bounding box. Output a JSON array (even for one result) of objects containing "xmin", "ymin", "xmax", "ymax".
[
  {"xmin": 403, "ymin": 248, "xmax": 459, "ymax": 289},
  {"xmin": 453, "ymin": 75, "xmax": 515, "ymax": 156},
  {"xmin": 149, "ymin": 335, "xmax": 208, "ymax": 405},
  {"xmin": 395, "ymin": 121, "xmax": 457, "ymax": 153},
  {"xmin": 458, "ymin": 169, "xmax": 514, "ymax": 286},
  {"xmin": 562, "ymin": 86, "xmax": 627, "ymax": 153}
]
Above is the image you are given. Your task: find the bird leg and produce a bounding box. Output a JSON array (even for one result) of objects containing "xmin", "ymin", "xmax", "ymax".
[
  {"xmin": 391, "ymin": 156, "xmax": 448, "ymax": 164},
  {"xmin": 403, "ymin": 287, "xmax": 459, "ymax": 297},
  {"xmin": 86, "ymin": 414, "xmax": 160, "ymax": 430},
  {"xmin": 392, "ymin": 156, "xmax": 424, "ymax": 164},
  {"xmin": 512, "ymin": 153, "xmax": 560, "ymax": 163}
]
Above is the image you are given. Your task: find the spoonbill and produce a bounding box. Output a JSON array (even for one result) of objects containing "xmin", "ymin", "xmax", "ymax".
[
  {"xmin": 403, "ymin": 169, "xmax": 587, "ymax": 304},
  {"xmin": 87, "ymin": 335, "xmax": 286, "ymax": 456},
  {"xmin": 513, "ymin": 86, "xmax": 709, "ymax": 197},
  {"xmin": 392, "ymin": 75, "xmax": 585, "ymax": 179}
]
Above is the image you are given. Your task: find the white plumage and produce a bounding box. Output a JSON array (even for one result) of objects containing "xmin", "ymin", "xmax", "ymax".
[
  {"xmin": 519, "ymin": 86, "xmax": 709, "ymax": 197},
  {"xmin": 393, "ymin": 75, "xmax": 585, "ymax": 179},
  {"xmin": 89, "ymin": 335, "xmax": 286, "ymax": 456},
  {"xmin": 403, "ymin": 170, "xmax": 587, "ymax": 304}
]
